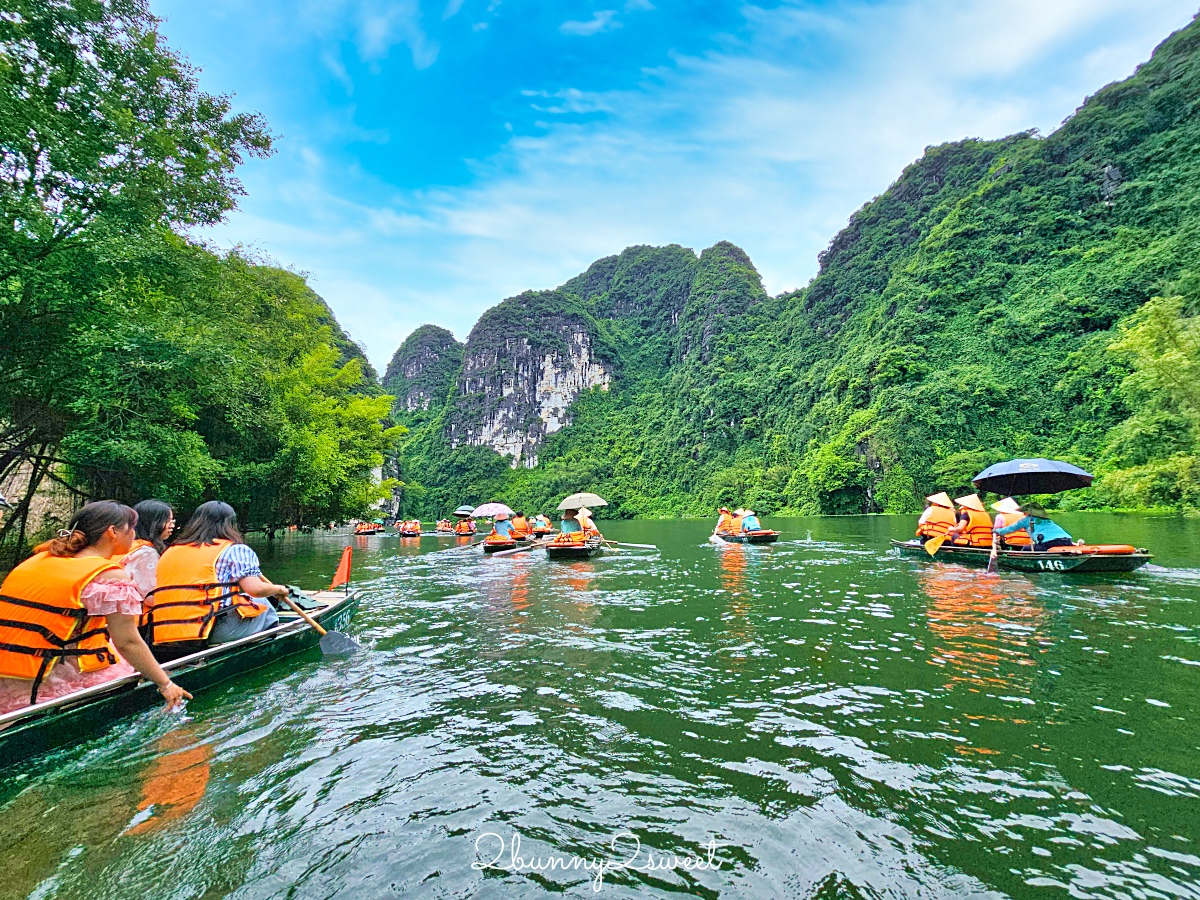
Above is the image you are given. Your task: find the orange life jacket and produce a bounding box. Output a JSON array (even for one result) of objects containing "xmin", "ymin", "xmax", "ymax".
[
  {"xmin": 0, "ymin": 553, "xmax": 123, "ymax": 701},
  {"xmin": 511, "ymin": 516, "xmax": 530, "ymax": 536},
  {"xmin": 916, "ymin": 505, "xmax": 956, "ymax": 538},
  {"xmin": 552, "ymin": 531, "xmax": 589, "ymax": 545},
  {"xmin": 728, "ymin": 516, "xmax": 743, "ymax": 534},
  {"xmin": 716, "ymin": 513, "xmax": 733, "ymax": 533},
  {"xmin": 454, "ymin": 520, "xmax": 473, "ymax": 535},
  {"xmin": 146, "ymin": 540, "xmax": 265, "ymax": 646},
  {"xmin": 951, "ymin": 508, "xmax": 994, "ymax": 548},
  {"xmin": 993, "ymin": 513, "xmax": 1032, "ymax": 547}
]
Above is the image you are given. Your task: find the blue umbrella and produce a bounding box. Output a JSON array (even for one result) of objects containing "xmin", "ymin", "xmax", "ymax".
[{"xmin": 972, "ymin": 458, "xmax": 1093, "ymax": 496}]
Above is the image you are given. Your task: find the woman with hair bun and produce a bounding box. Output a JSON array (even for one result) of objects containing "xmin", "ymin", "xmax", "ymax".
[
  {"xmin": 0, "ymin": 501, "xmax": 191, "ymax": 714},
  {"xmin": 123, "ymin": 499, "xmax": 176, "ymax": 598},
  {"xmin": 149, "ymin": 501, "xmax": 283, "ymax": 654}
]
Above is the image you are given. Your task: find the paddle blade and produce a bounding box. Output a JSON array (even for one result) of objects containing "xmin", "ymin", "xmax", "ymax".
[
  {"xmin": 986, "ymin": 554, "xmax": 999, "ymax": 574},
  {"xmin": 330, "ymin": 546, "xmax": 352, "ymax": 590},
  {"xmin": 319, "ymin": 630, "xmax": 360, "ymax": 656},
  {"xmin": 924, "ymin": 535, "xmax": 947, "ymax": 557}
]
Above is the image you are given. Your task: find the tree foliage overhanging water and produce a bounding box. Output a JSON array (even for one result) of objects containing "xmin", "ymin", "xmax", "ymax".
[{"xmin": 0, "ymin": 0, "xmax": 401, "ymax": 553}]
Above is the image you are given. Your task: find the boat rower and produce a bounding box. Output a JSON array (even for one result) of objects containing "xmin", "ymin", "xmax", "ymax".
[{"xmin": 714, "ymin": 507, "xmax": 734, "ymax": 535}]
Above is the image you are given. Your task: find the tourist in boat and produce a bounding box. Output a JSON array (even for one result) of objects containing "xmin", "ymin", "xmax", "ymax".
[
  {"xmin": 714, "ymin": 507, "xmax": 734, "ymax": 535},
  {"xmin": 916, "ymin": 493, "xmax": 957, "ymax": 539},
  {"xmin": 491, "ymin": 513, "xmax": 516, "ymax": 539},
  {"xmin": 555, "ymin": 508, "xmax": 600, "ymax": 544},
  {"xmin": 577, "ymin": 507, "xmax": 601, "ymax": 537},
  {"xmin": 123, "ymin": 499, "xmax": 176, "ymax": 598},
  {"xmin": 532, "ymin": 513, "xmax": 553, "ymax": 532},
  {"xmin": 946, "ymin": 494, "xmax": 993, "ymax": 547},
  {"xmin": 511, "ymin": 511, "xmax": 531, "ymax": 538},
  {"xmin": 454, "ymin": 517, "xmax": 476, "ymax": 535},
  {"xmin": 0, "ymin": 501, "xmax": 190, "ymax": 714},
  {"xmin": 991, "ymin": 498, "xmax": 1032, "ymax": 550},
  {"xmin": 148, "ymin": 501, "xmax": 284, "ymax": 653},
  {"xmin": 994, "ymin": 503, "xmax": 1079, "ymax": 552},
  {"xmin": 740, "ymin": 509, "xmax": 763, "ymax": 532}
]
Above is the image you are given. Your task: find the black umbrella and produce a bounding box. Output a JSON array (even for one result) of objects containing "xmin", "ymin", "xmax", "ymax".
[{"xmin": 972, "ymin": 458, "xmax": 1093, "ymax": 496}]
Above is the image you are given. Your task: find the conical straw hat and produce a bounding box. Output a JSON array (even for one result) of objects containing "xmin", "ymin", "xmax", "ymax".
[
  {"xmin": 925, "ymin": 492, "xmax": 954, "ymax": 508},
  {"xmin": 955, "ymin": 493, "xmax": 986, "ymax": 513},
  {"xmin": 991, "ymin": 497, "xmax": 1022, "ymax": 515}
]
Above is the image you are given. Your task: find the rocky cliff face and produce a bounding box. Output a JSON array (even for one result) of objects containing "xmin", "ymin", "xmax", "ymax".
[
  {"xmin": 382, "ymin": 325, "xmax": 463, "ymax": 416},
  {"xmin": 445, "ymin": 291, "xmax": 611, "ymax": 466}
]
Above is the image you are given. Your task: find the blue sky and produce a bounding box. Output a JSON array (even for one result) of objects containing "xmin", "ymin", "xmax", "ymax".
[{"xmin": 151, "ymin": 0, "xmax": 1199, "ymax": 369}]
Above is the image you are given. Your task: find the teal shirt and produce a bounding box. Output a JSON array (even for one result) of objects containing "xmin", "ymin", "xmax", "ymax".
[
  {"xmin": 494, "ymin": 519, "xmax": 514, "ymax": 538},
  {"xmin": 996, "ymin": 515, "xmax": 1072, "ymax": 544},
  {"xmin": 741, "ymin": 514, "xmax": 762, "ymax": 531},
  {"xmin": 560, "ymin": 517, "xmax": 582, "ymax": 534}
]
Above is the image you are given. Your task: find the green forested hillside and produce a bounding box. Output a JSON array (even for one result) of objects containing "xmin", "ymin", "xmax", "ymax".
[{"xmin": 393, "ymin": 14, "xmax": 1200, "ymax": 518}]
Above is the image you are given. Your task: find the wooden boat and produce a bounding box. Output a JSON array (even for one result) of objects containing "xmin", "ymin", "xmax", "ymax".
[
  {"xmin": 482, "ymin": 536, "xmax": 518, "ymax": 554},
  {"xmin": 546, "ymin": 537, "xmax": 604, "ymax": 560},
  {"xmin": 398, "ymin": 528, "xmax": 423, "ymax": 537},
  {"xmin": 531, "ymin": 527, "xmax": 555, "ymax": 537},
  {"xmin": 0, "ymin": 590, "xmax": 360, "ymax": 769},
  {"xmin": 717, "ymin": 530, "xmax": 780, "ymax": 545},
  {"xmin": 891, "ymin": 539, "xmax": 1152, "ymax": 573},
  {"xmin": 354, "ymin": 525, "xmax": 384, "ymax": 535}
]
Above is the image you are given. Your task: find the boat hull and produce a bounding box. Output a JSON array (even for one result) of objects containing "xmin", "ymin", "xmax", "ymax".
[
  {"xmin": 483, "ymin": 540, "xmax": 518, "ymax": 553},
  {"xmin": 0, "ymin": 590, "xmax": 360, "ymax": 769},
  {"xmin": 718, "ymin": 531, "xmax": 780, "ymax": 544},
  {"xmin": 891, "ymin": 540, "xmax": 1152, "ymax": 573},
  {"xmin": 546, "ymin": 539, "xmax": 603, "ymax": 560}
]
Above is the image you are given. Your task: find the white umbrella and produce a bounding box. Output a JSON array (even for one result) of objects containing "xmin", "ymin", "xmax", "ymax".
[
  {"xmin": 556, "ymin": 492, "xmax": 608, "ymax": 511},
  {"xmin": 471, "ymin": 502, "xmax": 514, "ymax": 518}
]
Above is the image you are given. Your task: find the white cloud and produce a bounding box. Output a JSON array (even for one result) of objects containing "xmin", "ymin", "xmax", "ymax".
[
  {"xmin": 201, "ymin": 0, "xmax": 1199, "ymax": 367},
  {"xmin": 560, "ymin": 9, "xmax": 620, "ymax": 36}
]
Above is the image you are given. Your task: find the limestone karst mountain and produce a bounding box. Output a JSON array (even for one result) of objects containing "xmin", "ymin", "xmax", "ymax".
[{"xmin": 387, "ymin": 14, "xmax": 1200, "ymax": 517}]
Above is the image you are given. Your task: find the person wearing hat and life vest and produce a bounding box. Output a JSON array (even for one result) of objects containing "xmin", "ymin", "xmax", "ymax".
[
  {"xmin": 714, "ymin": 507, "xmax": 735, "ymax": 535},
  {"xmin": 990, "ymin": 498, "xmax": 1032, "ymax": 550},
  {"xmin": 491, "ymin": 513, "xmax": 515, "ymax": 539},
  {"xmin": 994, "ymin": 502, "xmax": 1079, "ymax": 552},
  {"xmin": 577, "ymin": 507, "xmax": 601, "ymax": 537},
  {"xmin": 148, "ymin": 501, "xmax": 284, "ymax": 656},
  {"xmin": 916, "ymin": 493, "xmax": 957, "ymax": 539},
  {"xmin": 740, "ymin": 509, "xmax": 763, "ymax": 532},
  {"xmin": 454, "ymin": 517, "xmax": 476, "ymax": 535},
  {"xmin": 946, "ymin": 494, "xmax": 993, "ymax": 548},
  {"xmin": 0, "ymin": 501, "xmax": 190, "ymax": 713},
  {"xmin": 122, "ymin": 499, "xmax": 176, "ymax": 599}
]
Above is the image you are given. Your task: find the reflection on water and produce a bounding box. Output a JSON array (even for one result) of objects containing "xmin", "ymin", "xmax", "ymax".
[
  {"xmin": 920, "ymin": 567, "xmax": 1048, "ymax": 694},
  {"xmin": 1, "ymin": 515, "xmax": 1198, "ymax": 899}
]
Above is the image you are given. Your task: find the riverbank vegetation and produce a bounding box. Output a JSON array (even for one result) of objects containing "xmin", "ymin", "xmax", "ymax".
[
  {"xmin": 0, "ymin": 1, "xmax": 398, "ymax": 558},
  {"xmin": 391, "ymin": 15, "xmax": 1200, "ymax": 519}
]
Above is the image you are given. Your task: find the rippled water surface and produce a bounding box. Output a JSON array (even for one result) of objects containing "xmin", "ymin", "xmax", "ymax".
[{"xmin": 3, "ymin": 514, "xmax": 1199, "ymax": 899}]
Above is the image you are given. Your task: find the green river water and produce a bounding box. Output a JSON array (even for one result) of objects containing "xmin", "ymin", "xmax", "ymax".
[{"xmin": 1, "ymin": 514, "xmax": 1199, "ymax": 899}]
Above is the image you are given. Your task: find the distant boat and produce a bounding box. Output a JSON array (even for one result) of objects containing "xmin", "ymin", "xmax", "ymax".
[{"xmin": 716, "ymin": 530, "xmax": 780, "ymax": 545}]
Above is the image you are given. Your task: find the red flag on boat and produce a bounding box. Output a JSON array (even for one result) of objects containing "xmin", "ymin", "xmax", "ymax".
[{"xmin": 330, "ymin": 546, "xmax": 352, "ymax": 590}]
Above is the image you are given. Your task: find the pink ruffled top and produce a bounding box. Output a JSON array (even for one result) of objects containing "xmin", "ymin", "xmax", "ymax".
[{"xmin": 0, "ymin": 573, "xmax": 142, "ymax": 714}]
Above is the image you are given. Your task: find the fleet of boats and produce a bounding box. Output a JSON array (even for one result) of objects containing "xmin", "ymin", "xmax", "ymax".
[{"xmin": 2, "ymin": 461, "xmax": 1164, "ymax": 768}]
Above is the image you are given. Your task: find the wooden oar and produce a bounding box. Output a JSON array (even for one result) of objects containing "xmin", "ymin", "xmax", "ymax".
[
  {"xmin": 924, "ymin": 534, "xmax": 948, "ymax": 557},
  {"xmin": 279, "ymin": 589, "xmax": 359, "ymax": 655},
  {"xmin": 606, "ymin": 541, "xmax": 657, "ymax": 550}
]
